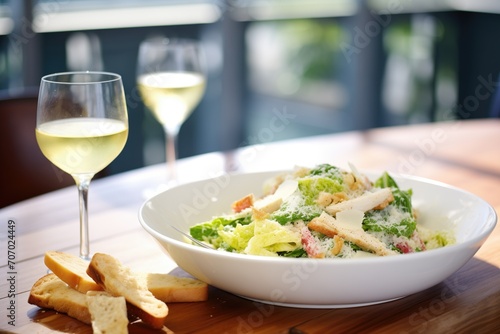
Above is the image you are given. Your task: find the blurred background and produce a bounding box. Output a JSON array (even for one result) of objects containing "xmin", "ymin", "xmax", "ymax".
[{"xmin": 1, "ymin": 0, "xmax": 499, "ymax": 177}]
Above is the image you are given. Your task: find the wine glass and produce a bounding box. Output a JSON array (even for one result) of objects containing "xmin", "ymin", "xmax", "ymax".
[
  {"xmin": 137, "ymin": 37, "xmax": 206, "ymax": 189},
  {"xmin": 35, "ymin": 71, "xmax": 129, "ymax": 260}
]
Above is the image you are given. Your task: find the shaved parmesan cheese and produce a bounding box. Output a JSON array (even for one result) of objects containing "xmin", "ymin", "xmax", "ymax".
[
  {"xmin": 254, "ymin": 179, "xmax": 298, "ymax": 214},
  {"xmin": 274, "ymin": 179, "xmax": 299, "ymax": 200},
  {"xmin": 335, "ymin": 209, "xmax": 364, "ymax": 230},
  {"xmin": 348, "ymin": 162, "xmax": 362, "ymax": 181},
  {"xmin": 254, "ymin": 194, "xmax": 282, "ymax": 213},
  {"xmin": 325, "ymin": 188, "xmax": 393, "ymax": 215}
]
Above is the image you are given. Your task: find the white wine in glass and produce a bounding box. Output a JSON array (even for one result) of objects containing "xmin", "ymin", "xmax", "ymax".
[
  {"xmin": 36, "ymin": 72, "xmax": 128, "ymax": 260},
  {"xmin": 137, "ymin": 37, "xmax": 206, "ymax": 186}
]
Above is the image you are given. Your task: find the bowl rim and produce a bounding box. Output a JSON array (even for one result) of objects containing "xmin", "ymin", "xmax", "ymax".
[{"xmin": 138, "ymin": 169, "xmax": 498, "ymax": 266}]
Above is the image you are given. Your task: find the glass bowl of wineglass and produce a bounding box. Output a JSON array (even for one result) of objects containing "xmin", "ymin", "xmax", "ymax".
[
  {"xmin": 137, "ymin": 37, "xmax": 206, "ymax": 191},
  {"xmin": 35, "ymin": 71, "xmax": 129, "ymax": 260}
]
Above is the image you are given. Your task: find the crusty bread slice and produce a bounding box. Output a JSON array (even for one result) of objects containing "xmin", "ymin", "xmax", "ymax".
[
  {"xmin": 87, "ymin": 253, "xmax": 168, "ymax": 329},
  {"xmin": 28, "ymin": 273, "xmax": 91, "ymax": 324},
  {"xmin": 86, "ymin": 291, "xmax": 129, "ymax": 334},
  {"xmin": 142, "ymin": 273, "xmax": 208, "ymax": 303},
  {"xmin": 44, "ymin": 250, "xmax": 207, "ymax": 303},
  {"xmin": 44, "ymin": 251, "xmax": 102, "ymax": 293}
]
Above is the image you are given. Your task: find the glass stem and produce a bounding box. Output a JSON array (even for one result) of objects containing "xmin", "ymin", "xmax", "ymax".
[
  {"xmin": 165, "ymin": 127, "xmax": 180, "ymax": 182},
  {"xmin": 74, "ymin": 174, "xmax": 93, "ymax": 260}
]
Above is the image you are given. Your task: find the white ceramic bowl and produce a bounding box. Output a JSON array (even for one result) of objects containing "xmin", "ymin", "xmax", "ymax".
[{"xmin": 139, "ymin": 171, "xmax": 497, "ymax": 308}]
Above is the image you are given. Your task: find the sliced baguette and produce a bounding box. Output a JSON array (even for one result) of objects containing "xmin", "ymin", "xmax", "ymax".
[
  {"xmin": 44, "ymin": 250, "xmax": 208, "ymax": 303},
  {"xmin": 87, "ymin": 253, "xmax": 168, "ymax": 329},
  {"xmin": 44, "ymin": 251, "xmax": 102, "ymax": 293},
  {"xmin": 86, "ymin": 291, "xmax": 129, "ymax": 334},
  {"xmin": 28, "ymin": 273, "xmax": 91, "ymax": 324},
  {"xmin": 142, "ymin": 273, "xmax": 208, "ymax": 303}
]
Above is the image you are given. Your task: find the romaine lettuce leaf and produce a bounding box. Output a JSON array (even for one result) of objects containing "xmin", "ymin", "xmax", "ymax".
[
  {"xmin": 190, "ymin": 214, "xmax": 252, "ymax": 248},
  {"xmin": 299, "ymin": 164, "xmax": 344, "ymax": 205},
  {"xmin": 271, "ymin": 164, "xmax": 344, "ymax": 225},
  {"xmin": 363, "ymin": 172, "xmax": 416, "ymax": 238},
  {"xmin": 270, "ymin": 193, "xmax": 322, "ymax": 225},
  {"xmin": 218, "ymin": 223, "xmax": 254, "ymax": 252},
  {"xmin": 244, "ymin": 218, "xmax": 301, "ymax": 256}
]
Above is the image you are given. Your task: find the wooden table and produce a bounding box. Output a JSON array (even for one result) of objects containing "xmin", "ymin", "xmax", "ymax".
[{"xmin": 1, "ymin": 119, "xmax": 499, "ymax": 333}]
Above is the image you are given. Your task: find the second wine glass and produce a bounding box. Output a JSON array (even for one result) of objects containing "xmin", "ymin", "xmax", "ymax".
[{"xmin": 137, "ymin": 37, "xmax": 206, "ymax": 187}]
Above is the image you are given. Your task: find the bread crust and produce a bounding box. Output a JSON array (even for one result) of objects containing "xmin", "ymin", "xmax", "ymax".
[
  {"xmin": 44, "ymin": 251, "xmax": 102, "ymax": 293},
  {"xmin": 87, "ymin": 253, "xmax": 168, "ymax": 329},
  {"xmin": 144, "ymin": 273, "xmax": 208, "ymax": 303},
  {"xmin": 28, "ymin": 273, "xmax": 91, "ymax": 324}
]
